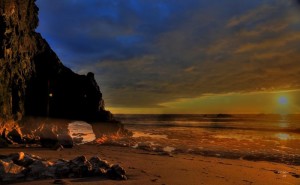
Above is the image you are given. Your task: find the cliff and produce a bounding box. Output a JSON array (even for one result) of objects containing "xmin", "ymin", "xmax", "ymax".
[{"xmin": 0, "ymin": 0, "xmax": 113, "ymax": 122}]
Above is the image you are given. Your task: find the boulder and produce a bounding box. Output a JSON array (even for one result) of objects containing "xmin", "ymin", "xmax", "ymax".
[
  {"xmin": 68, "ymin": 156, "xmax": 92, "ymax": 177},
  {"xmin": 0, "ymin": 137, "xmax": 8, "ymax": 148},
  {"xmin": 0, "ymin": 153, "xmax": 127, "ymax": 182},
  {"xmin": 1, "ymin": 128, "xmax": 14, "ymax": 144},
  {"xmin": 0, "ymin": 160, "xmax": 25, "ymax": 181},
  {"xmin": 7, "ymin": 128, "xmax": 23, "ymax": 143},
  {"xmin": 9, "ymin": 152, "xmax": 25, "ymax": 162},
  {"xmin": 54, "ymin": 160, "xmax": 70, "ymax": 178},
  {"xmin": 89, "ymin": 156, "xmax": 111, "ymax": 170},
  {"xmin": 107, "ymin": 164, "xmax": 127, "ymax": 180},
  {"xmin": 88, "ymin": 156, "xmax": 111, "ymax": 175},
  {"xmin": 27, "ymin": 160, "xmax": 55, "ymax": 179},
  {"xmin": 57, "ymin": 134, "xmax": 73, "ymax": 148},
  {"xmin": 40, "ymin": 130, "xmax": 58, "ymax": 148},
  {"xmin": 9, "ymin": 152, "xmax": 37, "ymax": 167}
]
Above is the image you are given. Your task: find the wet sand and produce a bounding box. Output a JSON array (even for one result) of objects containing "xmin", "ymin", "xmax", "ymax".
[{"xmin": 1, "ymin": 144, "xmax": 300, "ymax": 185}]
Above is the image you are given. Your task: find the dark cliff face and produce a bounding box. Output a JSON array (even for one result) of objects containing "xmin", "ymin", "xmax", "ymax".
[{"xmin": 0, "ymin": 0, "xmax": 113, "ymax": 122}]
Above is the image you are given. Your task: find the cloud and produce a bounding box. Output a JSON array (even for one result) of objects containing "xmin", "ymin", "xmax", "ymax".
[
  {"xmin": 226, "ymin": 5, "xmax": 276, "ymax": 28},
  {"xmin": 234, "ymin": 32, "xmax": 300, "ymax": 53},
  {"xmin": 36, "ymin": 0, "xmax": 300, "ymax": 110}
]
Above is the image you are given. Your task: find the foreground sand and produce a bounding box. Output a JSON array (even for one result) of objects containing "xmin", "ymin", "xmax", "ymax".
[{"xmin": 1, "ymin": 144, "xmax": 300, "ymax": 185}]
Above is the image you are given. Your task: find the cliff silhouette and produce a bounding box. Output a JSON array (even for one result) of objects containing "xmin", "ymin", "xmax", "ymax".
[{"xmin": 0, "ymin": 0, "xmax": 113, "ymax": 122}]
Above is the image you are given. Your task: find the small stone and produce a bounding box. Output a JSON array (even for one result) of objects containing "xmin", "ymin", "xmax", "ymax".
[
  {"xmin": 53, "ymin": 179, "xmax": 69, "ymax": 184},
  {"xmin": 293, "ymin": 174, "xmax": 300, "ymax": 178},
  {"xmin": 54, "ymin": 144, "xmax": 64, "ymax": 151},
  {"xmin": 289, "ymin": 172, "xmax": 300, "ymax": 178}
]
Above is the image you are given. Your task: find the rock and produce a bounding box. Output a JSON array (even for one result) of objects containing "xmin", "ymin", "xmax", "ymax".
[
  {"xmin": 97, "ymin": 168, "xmax": 107, "ymax": 176},
  {"xmin": 68, "ymin": 156, "xmax": 92, "ymax": 177},
  {"xmin": 23, "ymin": 134, "xmax": 39, "ymax": 144},
  {"xmin": 0, "ymin": 160, "xmax": 25, "ymax": 181},
  {"xmin": 12, "ymin": 153, "xmax": 36, "ymax": 167},
  {"xmin": 53, "ymin": 179, "xmax": 70, "ymax": 184},
  {"xmin": 107, "ymin": 164, "xmax": 127, "ymax": 180},
  {"xmin": 73, "ymin": 137, "xmax": 83, "ymax": 144},
  {"xmin": 137, "ymin": 142, "xmax": 153, "ymax": 151},
  {"xmin": 54, "ymin": 160, "xmax": 70, "ymax": 178},
  {"xmin": 57, "ymin": 134, "xmax": 73, "ymax": 148},
  {"xmin": 40, "ymin": 130, "xmax": 58, "ymax": 148},
  {"xmin": 9, "ymin": 152, "xmax": 25, "ymax": 163},
  {"xmin": 7, "ymin": 128, "xmax": 23, "ymax": 143},
  {"xmin": 89, "ymin": 156, "xmax": 111, "ymax": 170},
  {"xmin": 1, "ymin": 128, "xmax": 15, "ymax": 144},
  {"xmin": 0, "ymin": 137, "xmax": 8, "ymax": 148},
  {"xmin": 0, "ymin": 153, "xmax": 127, "ymax": 182},
  {"xmin": 0, "ymin": 0, "xmax": 115, "ymax": 122},
  {"xmin": 54, "ymin": 144, "xmax": 64, "ymax": 151},
  {"xmin": 88, "ymin": 156, "xmax": 111, "ymax": 176},
  {"xmin": 27, "ymin": 160, "xmax": 55, "ymax": 179},
  {"xmin": 289, "ymin": 172, "xmax": 300, "ymax": 178}
]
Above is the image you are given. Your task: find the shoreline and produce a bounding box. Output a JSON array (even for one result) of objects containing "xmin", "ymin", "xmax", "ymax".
[{"xmin": 1, "ymin": 144, "xmax": 300, "ymax": 185}]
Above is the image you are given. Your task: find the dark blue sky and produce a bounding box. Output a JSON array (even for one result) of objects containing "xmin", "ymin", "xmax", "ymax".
[{"xmin": 36, "ymin": 0, "xmax": 300, "ymax": 113}]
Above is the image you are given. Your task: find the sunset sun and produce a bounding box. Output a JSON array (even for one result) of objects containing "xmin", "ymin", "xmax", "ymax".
[{"xmin": 278, "ymin": 96, "xmax": 288, "ymax": 106}]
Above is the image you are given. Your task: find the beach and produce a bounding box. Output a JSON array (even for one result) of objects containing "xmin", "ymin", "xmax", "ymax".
[
  {"xmin": 1, "ymin": 114, "xmax": 300, "ymax": 184},
  {"xmin": 1, "ymin": 144, "xmax": 300, "ymax": 185}
]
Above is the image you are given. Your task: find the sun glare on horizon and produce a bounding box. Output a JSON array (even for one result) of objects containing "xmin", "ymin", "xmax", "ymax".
[
  {"xmin": 278, "ymin": 96, "xmax": 288, "ymax": 106},
  {"xmin": 276, "ymin": 95, "xmax": 292, "ymax": 115}
]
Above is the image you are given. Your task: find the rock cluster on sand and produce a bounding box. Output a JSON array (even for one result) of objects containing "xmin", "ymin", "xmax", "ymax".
[{"xmin": 0, "ymin": 152, "xmax": 127, "ymax": 182}]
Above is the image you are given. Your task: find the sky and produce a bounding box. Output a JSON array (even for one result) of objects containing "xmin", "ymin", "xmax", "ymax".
[{"xmin": 36, "ymin": 0, "xmax": 300, "ymax": 114}]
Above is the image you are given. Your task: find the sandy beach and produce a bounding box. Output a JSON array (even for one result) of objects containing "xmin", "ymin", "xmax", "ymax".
[{"xmin": 1, "ymin": 144, "xmax": 299, "ymax": 185}]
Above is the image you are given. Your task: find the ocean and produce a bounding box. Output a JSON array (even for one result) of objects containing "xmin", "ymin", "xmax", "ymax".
[{"xmin": 113, "ymin": 114, "xmax": 300, "ymax": 165}]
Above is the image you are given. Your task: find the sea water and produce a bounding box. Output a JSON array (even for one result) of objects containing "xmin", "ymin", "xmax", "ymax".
[
  {"xmin": 113, "ymin": 114, "xmax": 300, "ymax": 165},
  {"xmin": 67, "ymin": 114, "xmax": 300, "ymax": 165}
]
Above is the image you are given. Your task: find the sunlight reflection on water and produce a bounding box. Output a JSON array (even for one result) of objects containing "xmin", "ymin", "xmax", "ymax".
[
  {"xmin": 278, "ymin": 115, "xmax": 289, "ymax": 128},
  {"xmin": 276, "ymin": 133, "xmax": 291, "ymax": 141},
  {"xmin": 132, "ymin": 131, "xmax": 168, "ymax": 139}
]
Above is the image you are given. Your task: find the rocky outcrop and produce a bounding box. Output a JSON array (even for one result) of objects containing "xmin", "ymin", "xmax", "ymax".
[
  {"xmin": 0, "ymin": 152, "xmax": 127, "ymax": 182},
  {"xmin": 0, "ymin": 119, "xmax": 23, "ymax": 146},
  {"xmin": 0, "ymin": 118, "xmax": 71, "ymax": 148},
  {"xmin": 0, "ymin": 0, "xmax": 113, "ymax": 122},
  {"xmin": 0, "ymin": 117, "xmax": 130, "ymax": 149}
]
